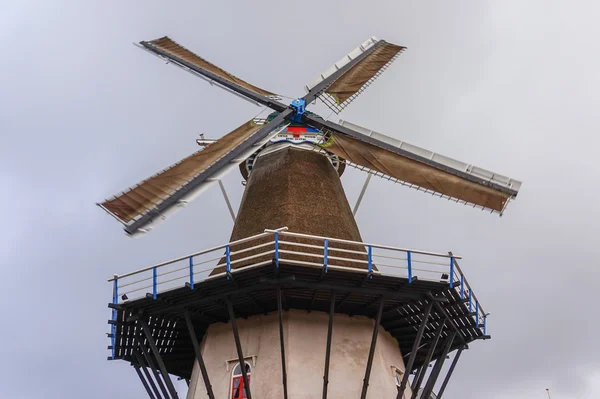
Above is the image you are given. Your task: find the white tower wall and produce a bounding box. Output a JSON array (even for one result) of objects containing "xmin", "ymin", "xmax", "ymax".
[{"xmin": 186, "ymin": 309, "xmax": 412, "ymax": 399}]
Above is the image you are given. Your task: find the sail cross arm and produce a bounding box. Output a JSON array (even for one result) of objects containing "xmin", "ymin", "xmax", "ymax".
[
  {"xmin": 99, "ymin": 112, "xmax": 292, "ymax": 235},
  {"xmin": 139, "ymin": 36, "xmax": 287, "ymax": 111},
  {"xmin": 304, "ymin": 116, "xmax": 521, "ymax": 214},
  {"xmin": 304, "ymin": 37, "xmax": 405, "ymax": 114}
]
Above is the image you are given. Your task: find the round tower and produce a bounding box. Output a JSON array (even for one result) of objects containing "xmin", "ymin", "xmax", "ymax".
[{"xmin": 189, "ymin": 143, "xmax": 406, "ymax": 399}]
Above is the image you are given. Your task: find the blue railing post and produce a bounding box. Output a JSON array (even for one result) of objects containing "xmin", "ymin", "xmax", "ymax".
[
  {"xmin": 475, "ymin": 301, "xmax": 480, "ymax": 328},
  {"xmin": 112, "ymin": 277, "xmax": 118, "ymax": 306},
  {"xmin": 152, "ymin": 267, "xmax": 157, "ymax": 300},
  {"xmin": 407, "ymin": 251, "xmax": 412, "ymax": 284},
  {"xmin": 324, "ymin": 239, "xmax": 329, "ymax": 273},
  {"xmin": 226, "ymin": 245, "xmax": 231, "ymax": 278},
  {"xmin": 274, "ymin": 232, "xmax": 279, "ymax": 268},
  {"xmin": 189, "ymin": 256, "xmax": 194, "ymax": 289},
  {"xmin": 483, "ymin": 315, "xmax": 487, "ymax": 335},
  {"xmin": 367, "ymin": 246, "xmax": 373, "ymax": 277},
  {"xmin": 460, "ymin": 275, "xmax": 465, "ymax": 299},
  {"xmin": 469, "ymin": 289, "xmax": 473, "ymax": 312},
  {"xmin": 111, "ymin": 275, "xmax": 118, "ymax": 359},
  {"xmin": 449, "ymin": 256, "xmax": 454, "ymax": 288}
]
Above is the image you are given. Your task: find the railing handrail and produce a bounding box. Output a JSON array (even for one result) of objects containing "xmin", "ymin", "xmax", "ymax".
[
  {"xmin": 108, "ymin": 227, "xmax": 488, "ymax": 338},
  {"xmin": 108, "ymin": 227, "xmax": 461, "ymax": 282},
  {"xmin": 450, "ymin": 253, "xmax": 486, "ymax": 316},
  {"xmin": 107, "ymin": 230, "xmax": 278, "ymax": 281},
  {"xmin": 264, "ymin": 229, "xmax": 462, "ymax": 259}
]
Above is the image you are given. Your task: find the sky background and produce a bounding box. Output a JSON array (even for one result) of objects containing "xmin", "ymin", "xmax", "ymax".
[{"xmin": 2, "ymin": 1, "xmax": 599, "ymax": 398}]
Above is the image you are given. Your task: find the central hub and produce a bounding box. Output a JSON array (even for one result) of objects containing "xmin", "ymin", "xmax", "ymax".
[
  {"xmin": 240, "ymin": 114, "xmax": 344, "ymax": 180},
  {"xmin": 290, "ymin": 98, "xmax": 307, "ymax": 122}
]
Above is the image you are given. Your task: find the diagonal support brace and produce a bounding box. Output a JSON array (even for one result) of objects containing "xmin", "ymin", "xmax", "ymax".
[
  {"xmin": 436, "ymin": 346, "xmax": 465, "ymax": 399},
  {"xmin": 360, "ymin": 298, "xmax": 385, "ymax": 399},
  {"xmin": 396, "ymin": 301, "xmax": 434, "ymax": 399},
  {"xmin": 421, "ymin": 332, "xmax": 457, "ymax": 399},
  {"xmin": 411, "ymin": 319, "xmax": 446, "ymax": 398},
  {"xmin": 139, "ymin": 318, "xmax": 179, "ymax": 398},
  {"xmin": 322, "ymin": 293, "xmax": 336, "ymax": 399},
  {"xmin": 184, "ymin": 311, "xmax": 215, "ymax": 399},
  {"xmin": 226, "ymin": 299, "xmax": 253, "ymax": 399},
  {"xmin": 277, "ymin": 288, "xmax": 289, "ymax": 399}
]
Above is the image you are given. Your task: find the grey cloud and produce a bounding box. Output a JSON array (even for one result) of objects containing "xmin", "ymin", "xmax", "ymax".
[{"xmin": 1, "ymin": 0, "xmax": 598, "ymax": 398}]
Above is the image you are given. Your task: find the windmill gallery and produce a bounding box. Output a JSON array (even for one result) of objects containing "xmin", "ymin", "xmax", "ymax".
[{"xmin": 100, "ymin": 36, "xmax": 522, "ymax": 399}]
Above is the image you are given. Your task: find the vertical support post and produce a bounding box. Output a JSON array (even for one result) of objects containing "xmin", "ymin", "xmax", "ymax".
[
  {"xmin": 226, "ymin": 245, "xmax": 231, "ymax": 277},
  {"xmin": 133, "ymin": 350, "xmax": 163, "ymax": 399},
  {"xmin": 468, "ymin": 289, "xmax": 473, "ymax": 312},
  {"xmin": 367, "ymin": 246, "xmax": 373, "ymax": 275},
  {"xmin": 139, "ymin": 319, "xmax": 179, "ymax": 398},
  {"xmin": 449, "ymin": 256, "xmax": 454, "ymax": 287},
  {"xmin": 436, "ymin": 347, "xmax": 464, "ymax": 399},
  {"xmin": 421, "ymin": 332, "xmax": 457, "ymax": 399},
  {"xmin": 475, "ymin": 301, "xmax": 480, "ymax": 328},
  {"xmin": 111, "ymin": 275, "xmax": 118, "ymax": 359},
  {"xmin": 184, "ymin": 311, "xmax": 215, "ymax": 399},
  {"xmin": 411, "ymin": 319, "xmax": 446, "ymax": 398},
  {"xmin": 483, "ymin": 315, "xmax": 487, "ymax": 335},
  {"xmin": 324, "ymin": 239, "xmax": 329, "ymax": 273},
  {"xmin": 274, "ymin": 232, "xmax": 279, "ymax": 268},
  {"xmin": 407, "ymin": 251, "xmax": 412, "ymax": 283},
  {"xmin": 360, "ymin": 298, "xmax": 385, "ymax": 399},
  {"xmin": 112, "ymin": 277, "xmax": 119, "ymax": 305},
  {"xmin": 188, "ymin": 256, "xmax": 194, "ymax": 290},
  {"xmin": 277, "ymin": 288, "xmax": 288, "ymax": 399},
  {"xmin": 152, "ymin": 267, "xmax": 157, "ymax": 300},
  {"xmin": 396, "ymin": 301, "xmax": 434, "ymax": 399},
  {"xmin": 460, "ymin": 275, "xmax": 464, "ymax": 299},
  {"xmin": 134, "ymin": 364, "xmax": 157, "ymax": 399},
  {"xmin": 226, "ymin": 299, "xmax": 253, "ymax": 399},
  {"xmin": 322, "ymin": 293, "xmax": 335, "ymax": 399}
]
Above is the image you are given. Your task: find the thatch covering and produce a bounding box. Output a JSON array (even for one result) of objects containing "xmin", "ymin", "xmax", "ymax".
[
  {"xmin": 213, "ymin": 148, "xmax": 370, "ymax": 274},
  {"xmin": 101, "ymin": 120, "xmax": 262, "ymax": 223},
  {"xmin": 143, "ymin": 37, "xmax": 275, "ymax": 97},
  {"xmin": 323, "ymin": 133, "xmax": 512, "ymax": 212},
  {"xmin": 325, "ymin": 42, "xmax": 404, "ymax": 104}
]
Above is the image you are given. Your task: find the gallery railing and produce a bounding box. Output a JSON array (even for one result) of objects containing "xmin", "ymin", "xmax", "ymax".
[{"xmin": 108, "ymin": 227, "xmax": 487, "ymax": 356}]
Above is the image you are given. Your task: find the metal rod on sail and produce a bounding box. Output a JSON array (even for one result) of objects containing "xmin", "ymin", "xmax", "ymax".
[
  {"xmin": 353, "ymin": 173, "xmax": 373, "ymax": 216},
  {"xmin": 218, "ymin": 180, "xmax": 236, "ymax": 221}
]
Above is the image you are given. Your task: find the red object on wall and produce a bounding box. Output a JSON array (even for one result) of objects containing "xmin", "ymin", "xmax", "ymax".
[{"xmin": 231, "ymin": 375, "xmax": 250, "ymax": 399}]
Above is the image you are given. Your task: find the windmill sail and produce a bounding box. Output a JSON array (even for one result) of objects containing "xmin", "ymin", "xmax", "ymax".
[
  {"xmin": 99, "ymin": 117, "xmax": 290, "ymax": 235},
  {"xmin": 139, "ymin": 37, "xmax": 284, "ymax": 107},
  {"xmin": 305, "ymin": 37, "xmax": 405, "ymax": 114},
  {"xmin": 320, "ymin": 120, "xmax": 521, "ymax": 214}
]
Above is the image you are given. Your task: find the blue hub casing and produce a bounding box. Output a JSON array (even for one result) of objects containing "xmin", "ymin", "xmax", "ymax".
[{"xmin": 290, "ymin": 98, "xmax": 307, "ymax": 122}]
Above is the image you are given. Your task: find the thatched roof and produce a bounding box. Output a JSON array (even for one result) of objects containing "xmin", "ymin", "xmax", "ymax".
[{"xmin": 212, "ymin": 147, "xmax": 369, "ymax": 274}]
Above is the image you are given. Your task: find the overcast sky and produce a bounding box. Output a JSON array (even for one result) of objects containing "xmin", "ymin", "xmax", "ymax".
[{"xmin": 2, "ymin": 1, "xmax": 599, "ymax": 398}]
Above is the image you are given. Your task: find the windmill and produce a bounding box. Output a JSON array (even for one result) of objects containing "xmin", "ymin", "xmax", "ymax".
[{"xmin": 102, "ymin": 36, "xmax": 521, "ymax": 399}]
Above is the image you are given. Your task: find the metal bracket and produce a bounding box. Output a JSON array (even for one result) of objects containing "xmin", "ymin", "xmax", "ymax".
[
  {"xmin": 353, "ymin": 173, "xmax": 373, "ymax": 216},
  {"xmin": 218, "ymin": 180, "xmax": 236, "ymax": 222},
  {"xmin": 290, "ymin": 98, "xmax": 307, "ymax": 122}
]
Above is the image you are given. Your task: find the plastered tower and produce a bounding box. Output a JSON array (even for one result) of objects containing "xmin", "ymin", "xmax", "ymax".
[{"xmin": 189, "ymin": 147, "xmax": 411, "ymax": 398}]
